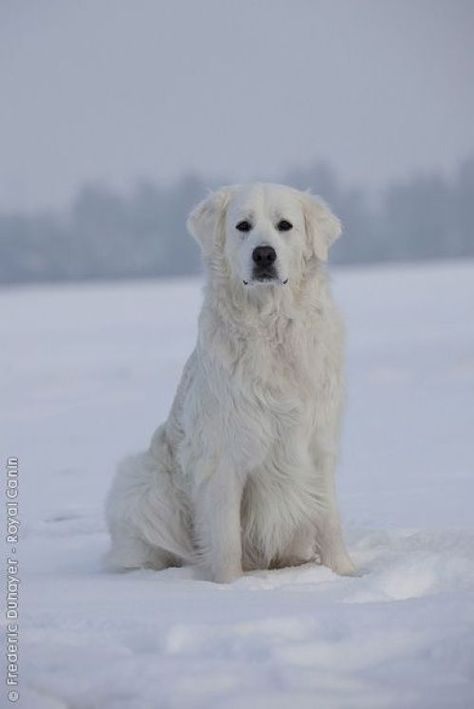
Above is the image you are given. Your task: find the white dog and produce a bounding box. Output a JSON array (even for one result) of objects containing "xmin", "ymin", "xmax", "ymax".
[{"xmin": 105, "ymin": 183, "xmax": 355, "ymax": 582}]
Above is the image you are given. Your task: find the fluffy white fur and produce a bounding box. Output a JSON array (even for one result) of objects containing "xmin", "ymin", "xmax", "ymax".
[{"xmin": 105, "ymin": 183, "xmax": 355, "ymax": 583}]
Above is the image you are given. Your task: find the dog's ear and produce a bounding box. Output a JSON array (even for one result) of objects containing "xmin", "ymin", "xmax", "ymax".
[
  {"xmin": 187, "ymin": 187, "xmax": 235, "ymax": 253},
  {"xmin": 301, "ymin": 192, "xmax": 341, "ymax": 262}
]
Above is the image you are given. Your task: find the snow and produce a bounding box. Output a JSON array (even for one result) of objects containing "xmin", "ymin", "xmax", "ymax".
[{"xmin": 2, "ymin": 261, "xmax": 474, "ymax": 708}]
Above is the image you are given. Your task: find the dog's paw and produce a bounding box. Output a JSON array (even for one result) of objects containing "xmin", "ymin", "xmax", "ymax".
[
  {"xmin": 324, "ymin": 554, "xmax": 358, "ymax": 577},
  {"xmin": 213, "ymin": 564, "xmax": 243, "ymax": 584}
]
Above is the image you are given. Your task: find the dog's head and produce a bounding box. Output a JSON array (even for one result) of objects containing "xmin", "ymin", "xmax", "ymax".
[{"xmin": 187, "ymin": 183, "xmax": 341, "ymax": 289}]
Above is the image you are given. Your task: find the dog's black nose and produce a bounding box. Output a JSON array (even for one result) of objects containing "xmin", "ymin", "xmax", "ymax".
[{"xmin": 252, "ymin": 246, "xmax": 277, "ymax": 267}]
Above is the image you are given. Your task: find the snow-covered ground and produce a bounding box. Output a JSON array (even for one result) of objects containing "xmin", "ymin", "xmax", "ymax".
[{"xmin": 2, "ymin": 261, "xmax": 474, "ymax": 708}]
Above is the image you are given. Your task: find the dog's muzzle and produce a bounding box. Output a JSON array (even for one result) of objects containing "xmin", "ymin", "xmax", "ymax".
[{"xmin": 245, "ymin": 245, "xmax": 278, "ymax": 284}]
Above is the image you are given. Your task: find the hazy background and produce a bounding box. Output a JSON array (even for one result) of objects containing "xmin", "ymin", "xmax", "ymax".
[{"xmin": 1, "ymin": 0, "xmax": 473, "ymax": 284}]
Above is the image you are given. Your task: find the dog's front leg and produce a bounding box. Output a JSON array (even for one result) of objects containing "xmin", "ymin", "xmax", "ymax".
[
  {"xmin": 312, "ymin": 447, "xmax": 356, "ymax": 576},
  {"xmin": 317, "ymin": 510, "xmax": 356, "ymax": 576},
  {"xmin": 194, "ymin": 466, "xmax": 244, "ymax": 583},
  {"xmin": 317, "ymin": 472, "xmax": 356, "ymax": 576}
]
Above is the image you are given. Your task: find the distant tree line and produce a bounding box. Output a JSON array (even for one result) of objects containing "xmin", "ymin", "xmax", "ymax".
[{"xmin": 0, "ymin": 158, "xmax": 473, "ymax": 285}]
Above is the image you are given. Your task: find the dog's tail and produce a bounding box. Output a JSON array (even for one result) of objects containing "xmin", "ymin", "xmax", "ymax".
[{"xmin": 105, "ymin": 428, "xmax": 196, "ymax": 570}]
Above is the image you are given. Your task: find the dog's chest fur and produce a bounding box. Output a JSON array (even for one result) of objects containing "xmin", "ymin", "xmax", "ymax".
[{"xmin": 194, "ymin": 286, "xmax": 332, "ymax": 472}]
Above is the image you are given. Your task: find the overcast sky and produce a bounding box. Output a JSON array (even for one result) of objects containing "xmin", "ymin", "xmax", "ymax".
[{"xmin": 1, "ymin": 0, "xmax": 473, "ymax": 211}]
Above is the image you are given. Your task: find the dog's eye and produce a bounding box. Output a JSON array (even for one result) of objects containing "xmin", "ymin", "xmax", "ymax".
[
  {"xmin": 276, "ymin": 220, "xmax": 293, "ymax": 232},
  {"xmin": 236, "ymin": 220, "xmax": 252, "ymax": 233}
]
